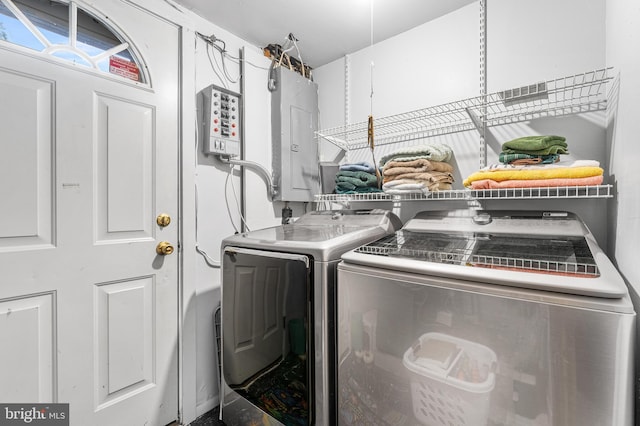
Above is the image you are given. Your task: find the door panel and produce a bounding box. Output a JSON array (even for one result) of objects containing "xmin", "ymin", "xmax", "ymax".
[
  {"xmin": 0, "ymin": 293, "xmax": 55, "ymax": 403},
  {"xmin": 0, "ymin": 70, "xmax": 53, "ymax": 247},
  {"xmin": 0, "ymin": 2, "xmax": 180, "ymax": 425},
  {"xmin": 95, "ymin": 277, "xmax": 154, "ymax": 408},
  {"xmin": 95, "ymin": 95, "xmax": 154, "ymax": 240}
]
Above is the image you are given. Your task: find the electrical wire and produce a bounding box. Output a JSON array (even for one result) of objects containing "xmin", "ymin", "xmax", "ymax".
[
  {"xmin": 289, "ymin": 35, "xmax": 306, "ymax": 79},
  {"xmin": 223, "ymin": 50, "xmax": 271, "ymax": 70},
  {"xmin": 228, "ymin": 164, "xmax": 251, "ymax": 232},
  {"xmin": 224, "ymin": 171, "xmax": 240, "ymax": 234},
  {"xmin": 196, "ymin": 31, "xmax": 239, "ymax": 85},
  {"xmin": 194, "ymin": 183, "xmax": 221, "ymax": 268},
  {"xmin": 223, "ymin": 165, "xmax": 251, "ymax": 233},
  {"xmin": 196, "ymin": 30, "xmax": 271, "ymax": 73},
  {"xmin": 205, "ymin": 43, "xmax": 227, "ymax": 89},
  {"xmin": 194, "ymin": 112, "xmax": 221, "ymax": 268},
  {"xmin": 219, "ymin": 49, "xmax": 239, "ymax": 83}
]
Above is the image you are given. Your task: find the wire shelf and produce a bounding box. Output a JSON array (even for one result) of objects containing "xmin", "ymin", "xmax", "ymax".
[
  {"xmin": 355, "ymin": 231, "xmax": 600, "ymax": 277},
  {"xmin": 314, "ymin": 184, "xmax": 613, "ymax": 203},
  {"xmin": 469, "ymin": 255, "xmax": 600, "ymax": 276},
  {"xmin": 316, "ymin": 68, "xmax": 613, "ymax": 150}
]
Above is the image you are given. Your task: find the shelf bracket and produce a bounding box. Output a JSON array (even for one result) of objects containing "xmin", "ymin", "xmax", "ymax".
[
  {"xmin": 316, "ymin": 132, "xmax": 349, "ymax": 152},
  {"xmin": 465, "ymin": 107, "xmax": 484, "ymax": 134}
]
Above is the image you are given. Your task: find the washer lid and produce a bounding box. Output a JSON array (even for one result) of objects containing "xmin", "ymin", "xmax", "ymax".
[
  {"xmin": 243, "ymin": 209, "xmax": 400, "ymax": 242},
  {"xmin": 222, "ymin": 209, "xmax": 402, "ymax": 261}
]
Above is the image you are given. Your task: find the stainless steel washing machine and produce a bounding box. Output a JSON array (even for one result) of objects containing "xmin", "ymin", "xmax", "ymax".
[
  {"xmin": 220, "ymin": 209, "xmax": 401, "ymax": 426},
  {"xmin": 337, "ymin": 210, "xmax": 635, "ymax": 425}
]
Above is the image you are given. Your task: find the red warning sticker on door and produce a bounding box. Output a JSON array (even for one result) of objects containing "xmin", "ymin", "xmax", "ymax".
[{"xmin": 109, "ymin": 56, "xmax": 140, "ymax": 81}]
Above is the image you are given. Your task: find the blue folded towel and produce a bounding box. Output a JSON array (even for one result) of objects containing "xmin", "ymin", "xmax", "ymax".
[{"xmin": 339, "ymin": 162, "xmax": 376, "ymax": 173}]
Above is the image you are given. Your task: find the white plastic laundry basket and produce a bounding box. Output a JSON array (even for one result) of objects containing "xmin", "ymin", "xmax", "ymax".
[{"xmin": 402, "ymin": 332, "xmax": 497, "ymax": 426}]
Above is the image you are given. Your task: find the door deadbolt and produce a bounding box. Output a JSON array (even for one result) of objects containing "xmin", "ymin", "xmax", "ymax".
[{"xmin": 156, "ymin": 214, "xmax": 171, "ymax": 227}]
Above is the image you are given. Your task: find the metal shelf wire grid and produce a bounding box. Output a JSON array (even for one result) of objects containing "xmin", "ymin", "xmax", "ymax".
[
  {"xmin": 355, "ymin": 231, "xmax": 600, "ymax": 277},
  {"xmin": 316, "ymin": 68, "xmax": 613, "ymax": 150},
  {"xmin": 314, "ymin": 184, "xmax": 613, "ymax": 203}
]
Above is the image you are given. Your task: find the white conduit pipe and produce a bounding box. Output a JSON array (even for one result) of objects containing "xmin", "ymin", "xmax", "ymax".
[{"xmin": 217, "ymin": 155, "xmax": 277, "ymax": 200}]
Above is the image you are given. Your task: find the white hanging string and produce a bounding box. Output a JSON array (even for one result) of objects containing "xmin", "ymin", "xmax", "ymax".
[
  {"xmin": 368, "ymin": 0, "xmax": 381, "ymax": 186},
  {"xmin": 369, "ymin": 0, "xmax": 374, "ymax": 116}
]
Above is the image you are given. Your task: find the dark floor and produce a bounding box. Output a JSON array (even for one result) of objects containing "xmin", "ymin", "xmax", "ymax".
[{"xmin": 188, "ymin": 406, "xmax": 225, "ymax": 426}]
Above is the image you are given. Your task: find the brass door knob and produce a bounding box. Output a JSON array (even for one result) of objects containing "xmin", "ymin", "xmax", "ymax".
[
  {"xmin": 156, "ymin": 213, "xmax": 171, "ymax": 227},
  {"xmin": 156, "ymin": 241, "xmax": 174, "ymax": 255}
]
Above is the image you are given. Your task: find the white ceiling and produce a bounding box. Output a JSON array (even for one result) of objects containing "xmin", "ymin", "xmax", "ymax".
[{"xmin": 172, "ymin": 0, "xmax": 477, "ymax": 68}]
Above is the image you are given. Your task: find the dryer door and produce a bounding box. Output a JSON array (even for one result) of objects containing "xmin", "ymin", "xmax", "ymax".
[{"xmin": 222, "ymin": 247, "xmax": 312, "ymax": 423}]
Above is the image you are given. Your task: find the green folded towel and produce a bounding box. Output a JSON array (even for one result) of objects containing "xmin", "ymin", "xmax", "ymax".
[
  {"xmin": 335, "ymin": 183, "xmax": 383, "ymax": 193},
  {"xmin": 335, "ymin": 170, "xmax": 379, "ymax": 187},
  {"xmin": 378, "ymin": 143, "xmax": 453, "ymax": 167},
  {"xmin": 501, "ymin": 135, "xmax": 567, "ymax": 152},
  {"xmin": 502, "ymin": 146, "xmax": 569, "ymax": 156}
]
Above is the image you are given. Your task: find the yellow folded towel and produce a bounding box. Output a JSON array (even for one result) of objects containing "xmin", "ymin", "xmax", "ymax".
[{"xmin": 463, "ymin": 166, "xmax": 603, "ymax": 187}]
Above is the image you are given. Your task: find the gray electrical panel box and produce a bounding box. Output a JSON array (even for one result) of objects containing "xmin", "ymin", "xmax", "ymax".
[
  {"xmin": 271, "ymin": 67, "xmax": 320, "ymax": 202},
  {"xmin": 201, "ymin": 84, "xmax": 242, "ymax": 157}
]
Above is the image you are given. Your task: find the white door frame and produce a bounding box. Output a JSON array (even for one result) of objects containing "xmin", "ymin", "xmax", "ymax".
[{"xmin": 120, "ymin": 1, "xmax": 198, "ymax": 424}]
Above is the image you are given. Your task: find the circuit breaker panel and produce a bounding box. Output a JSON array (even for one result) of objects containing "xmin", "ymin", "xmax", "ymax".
[
  {"xmin": 271, "ymin": 67, "xmax": 320, "ymax": 202},
  {"xmin": 202, "ymin": 84, "xmax": 242, "ymax": 157}
]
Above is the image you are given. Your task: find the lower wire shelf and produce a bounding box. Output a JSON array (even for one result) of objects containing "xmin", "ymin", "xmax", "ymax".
[{"xmin": 314, "ymin": 184, "xmax": 613, "ymax": 203}]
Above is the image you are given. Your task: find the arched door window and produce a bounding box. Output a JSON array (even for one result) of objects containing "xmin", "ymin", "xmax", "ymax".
[{"xmin": 0, "ymin": 0, "xmax": 148, "ymax": 83}]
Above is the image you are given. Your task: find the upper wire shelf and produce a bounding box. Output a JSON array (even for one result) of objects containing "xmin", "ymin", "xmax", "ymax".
[
  {"xmin": 314, "ymin": 184, "xmax": 613, "ymax": 203},
  {"xmin": 316, "ymin": 68, "xmax": 613, "ymax": 150}
]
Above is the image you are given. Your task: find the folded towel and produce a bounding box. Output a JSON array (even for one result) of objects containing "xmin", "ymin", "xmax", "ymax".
[
  {"xmin": 499, "ymin": 152, "xmax": 560, "ymax": 165},
  {"xmin": 463, "ymin": 166, "xmax": 603, "ymax": 187},
  {"xmin": 383, "ymin": 158, "xmax": 454, "ymax": 177},
  {"xmin": 335, "ymin": 184, "xmax": 383, "ymax": 194},
  {"xmin": 480, "ymin": 159, "xmax": 600, "ymax": 172},
  {"xmin": 335, "ymin": 170, "xmax": 378, "ymax": 187},
  {"xmin": 469, "ymin": 175, "xmax": 604, "ymax": 189},
  {"xmin": 502, "ymin": 146, "xmax": 569, "ymax": 155},
  {"xmin": 510, "ymin": 158, "xmax": 543, "ymax": 165},
  {"xmin": 383, "ymin": 171, "xmax": 454, "ymax": 185},
  {"xmin": 382, "ymin": 180, "xmax": 430, "ymax": 195},
  {"xmin": 383, "ymin": 181, "xmax": 451, "ymax": 192},
  {"xmin": 339, "ymin": 161, "xmax": 376, "ymax": 173},
  {"xmin": 501, "ymin": 135, "xmax": 567, "ymax": 151},
  {"xmin": 379, "ymin": 144, "xmax": 453, "ymax": 167}
]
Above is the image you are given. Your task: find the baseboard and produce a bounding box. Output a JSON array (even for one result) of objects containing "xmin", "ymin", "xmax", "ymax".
[{"xmin": 196, "ymin": 396, "xmax": 220, "ymax": 418}]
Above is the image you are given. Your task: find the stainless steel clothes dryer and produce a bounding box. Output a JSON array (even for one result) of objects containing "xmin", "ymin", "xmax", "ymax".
[
  {"xmin": 220, "ymin": 209, "xmax": 402, "ymax": 426},
  {"xmin": 337, "ymin": 210, "xmax": 635, "ymax": 426}
]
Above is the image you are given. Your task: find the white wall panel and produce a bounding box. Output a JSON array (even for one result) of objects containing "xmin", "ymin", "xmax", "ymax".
[{"xmin": 605, "ymin": 0, "xmax": 640, "ymax": 295}]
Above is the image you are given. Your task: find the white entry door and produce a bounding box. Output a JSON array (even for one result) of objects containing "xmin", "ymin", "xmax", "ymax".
[{"xmin": 0, "ymin": 2, "xmax": 180, "ymax": 425}]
